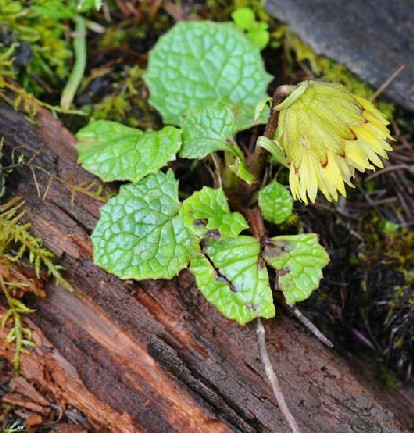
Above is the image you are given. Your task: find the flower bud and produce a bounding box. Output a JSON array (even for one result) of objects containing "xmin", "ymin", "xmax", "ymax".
[{"xmin": 275, "ymin": 81, "xmax": 393, "ymax": 203}]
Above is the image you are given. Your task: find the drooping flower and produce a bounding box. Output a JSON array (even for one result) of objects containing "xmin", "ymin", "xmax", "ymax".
[{"xmin": 275, "ymin": 81, "xmax": 393, "ymax": 204}]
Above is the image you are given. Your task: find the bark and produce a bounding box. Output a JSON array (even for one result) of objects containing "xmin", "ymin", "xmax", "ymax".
[{"xmin": 0, "ymin": 103, "xmax": 412, "ymax": 433}]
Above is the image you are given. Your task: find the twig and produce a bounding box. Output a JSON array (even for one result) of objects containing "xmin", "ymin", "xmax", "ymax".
[
  {"xmin": 365, "ymin": 164, "xmax": 414, "ymax": 181},
  {"xmin": 370, "ymin": 65, "xmax": 405, "ymax": 102},
  {"xmin": 256, "ymin": 319, "xmax": 301, "ymax": 433},
  {"xmin": 289, "ymin": 307, "xmax": 333, "ymax": 348}
]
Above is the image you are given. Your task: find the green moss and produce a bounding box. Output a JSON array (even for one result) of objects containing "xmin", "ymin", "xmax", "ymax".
[
  {"xmin": 0, "ymin": 0, "xmax": 72, "ymax": 96},
  {"xmin": 356, "ymin": 214, "xmax": 414, "ymax": 379},
  {"xmin": 99, "ymin": 20, "xmax": 147, "ymax": 48},
  {"xmin": 81, "ymin": 65, "xmax": 161, "ymax": 129},
  {"xmin": 0, "ymin": 198, "xmax": 69, "ymax": 373},
  {"xmin": 377, "ymin": 366, "xmax": 400, "ymax": 389}
]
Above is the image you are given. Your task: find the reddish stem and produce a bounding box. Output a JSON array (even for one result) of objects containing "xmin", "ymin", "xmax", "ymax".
[{"xmin": 248, "ymin": 85, "xmax": 292, "ymax": 181}]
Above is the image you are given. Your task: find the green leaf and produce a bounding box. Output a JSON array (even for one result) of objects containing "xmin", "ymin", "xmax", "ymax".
[
  {"xmin": 232, "ymin": 8, "xmax": 270, "ymax": 50},
  {"xmin": 181, "ymin": 187, "xmax": 248, "ymax": 237},
  {"xmin": 257, "ymin": 136, "xmax": 288, "ymax": 166},
  {"xmin": 92, "ymin": 170, "xmax": 195, "ymax": 280},
  {"xmin": 31, "ymin": 3, "xmax": 76, "ymax": 18},
  {"xmin": 258, "ymin": 182, "xmax": 293, "ymax": 225},
  {"xmin": 77, "ymin": 120, "xmax": 143, "ymax": 146},
  {"xmin": 248, "ymin": 23, "xmax": 270, "ymax": 50},
  {"xmin": 263, "ymin": 234, "xmax": 329, "ymax": 304},
  {"xmin": 254, "ymin": 97, "xmax": 272, "ymax": 122},
  {"xmin": 232, "ymin": 8, "xmax": 256, "ymax": 30},
  {"xmin": 383, "ymin": 220, "xmax": 398, "ymax": 234},
  {"xmin": 227, "ymin": 153, "xmax": 255, "ymax": 185},
  {"xmin": 144, "ymin": 21, "xmax": 271, "ymax": 131},
  {"xmin": 180, "ymin": 106, "xmax": 235, "ymax": 159},
  {"xmin": 179, "ymin": 105, "xmax": 256, "ymax": 185},
  {"xmin": 77, "ymin": 122, "xmax": 182, "ymax": 183},
  {"xmin": 190, "ymin": 236, "xmax": 275, "ymax": 325},
  {"xmin": 77, "ymin": 0, "xmax": 102, "ymax": 11},
  {"xmin": 232, "ymin": 104, "xmax": 270, "ymax": 131}
]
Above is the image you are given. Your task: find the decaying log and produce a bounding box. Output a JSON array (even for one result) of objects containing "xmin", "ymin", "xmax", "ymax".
[{"xmin": 0, "ymin": 102, "xmax": 412, "ymax": 433}]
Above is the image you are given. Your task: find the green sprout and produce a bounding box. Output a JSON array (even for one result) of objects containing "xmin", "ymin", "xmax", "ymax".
[{"xmin": 232, "ymin": 7, "xmax": 270, "ymax": 49}]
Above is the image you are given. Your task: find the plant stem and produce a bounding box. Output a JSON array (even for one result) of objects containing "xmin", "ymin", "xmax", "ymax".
[
  {"xmin": 256, "ymin": 318, "xmax": 302, "ymax": 433},
  {"xmin": 249, "ymin": 85, "xmax": 292, "ymax": 181},
  {"xmin": 226, "ymin": 86, "xmax": 293, "ymax": 208},
  {"xmin": 289, "ymin": 306, "xmax": 333, "ymax": 348},
  {"xmin": 61, "ymin": 15, "xmax": 87, "ymax": 110},
  {"xmin": 243, "ymin": 208, "xmax": 266, "ymax": 240}
]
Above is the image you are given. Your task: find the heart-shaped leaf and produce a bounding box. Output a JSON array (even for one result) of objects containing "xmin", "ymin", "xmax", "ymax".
[
  {"xmin": 181, "ymin": 187, "xmax": 248, "ymax": 237},
  {"xmin": 263, "ymin": 233, "xmax": 329, "ymax": 304},
  {"xmin": 144, "ymin": 21, "xmax": 271, "ymax": 131},
  {"xmin": 77, "ymin": 121, "xmax": 181, "ymax": 183},
  {"xmin": 258, "ymin": 182, "xmax": 293, "ymax": 225},
  {"xmin": 92, "ymin": 170, "xmax": 195, "ymax": 279},
  {"xmin": 180, "ymin": 105, "xmax": 235, "ymax": 159},
  {"xmin": 190, "ymin": 236, "xmax": 275, "ymax": 325}
]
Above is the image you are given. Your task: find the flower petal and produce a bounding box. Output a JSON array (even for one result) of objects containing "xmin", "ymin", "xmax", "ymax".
[{"xmin": 275, "ymin": 81, "xmax": 393, "ymax": 203}]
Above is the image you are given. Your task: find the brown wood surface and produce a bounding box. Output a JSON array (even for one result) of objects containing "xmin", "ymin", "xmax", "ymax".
[{"xmin": 0, "ymin": 103, "xmax": 412, "ymax": 433}]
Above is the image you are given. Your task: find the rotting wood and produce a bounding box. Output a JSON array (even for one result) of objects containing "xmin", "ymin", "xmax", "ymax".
[
  {"xmin": 0, "ymin": 313, "xmax": 137, "ymax": 433},
  {"xmin": 0, "ymin": 102, "xmax": 412, "ymax": 433}
]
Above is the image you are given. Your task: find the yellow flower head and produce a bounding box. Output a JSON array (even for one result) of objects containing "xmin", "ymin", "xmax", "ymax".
[{"xmin": 275, "ymin": 81, "xmax": 393, "ymax": 204}]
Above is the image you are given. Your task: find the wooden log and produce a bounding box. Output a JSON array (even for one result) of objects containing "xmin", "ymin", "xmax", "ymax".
[
  {"xmin": 265, "ymin": 0, "xmax": 414, "ymax": 111},
  {"xmin": 0, "ymin": 102, "xmax": 411, "ymax": 433}
]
